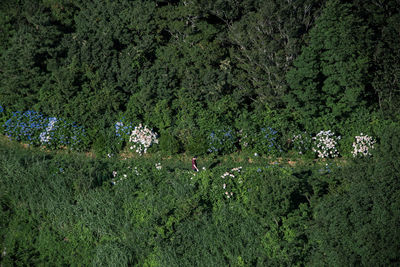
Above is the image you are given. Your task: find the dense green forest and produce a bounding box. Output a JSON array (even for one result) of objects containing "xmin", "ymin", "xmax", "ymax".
[{"xmin": 1, "ymin": 0, "xmax": 400, "ymax": 265}]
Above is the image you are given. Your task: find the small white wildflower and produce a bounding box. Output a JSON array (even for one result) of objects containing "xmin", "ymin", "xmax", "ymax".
[{"xmin": 155, "ymin": 163, "xmax": 162, "ymax": 170}]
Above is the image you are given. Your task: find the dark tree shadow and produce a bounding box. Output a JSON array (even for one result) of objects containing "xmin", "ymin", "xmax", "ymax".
[{"xmin": 208, "ymin": 160, "xmax": 221, "ymax": 170}]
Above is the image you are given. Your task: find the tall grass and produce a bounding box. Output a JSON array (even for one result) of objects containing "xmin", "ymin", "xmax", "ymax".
[{"xmin": 1, "ymin": 129, "xmax": 399, "ymax": 266}]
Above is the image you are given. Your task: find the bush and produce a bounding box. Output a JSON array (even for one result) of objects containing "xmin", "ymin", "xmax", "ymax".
[
  {"xmin": 0, "ymin": 104, "xmax": 7, "ymax": 129},
  {"xmin": 2, "ymin": 110, "xmax": 48, "ymax": 145},
  {"xmin": 114, "ymin": 118, "xmax": 134, "ymax": 144},
  {"xmin": 1, "ymin": 109, "xmax": 89, "ymax": 151},
  {"xmin": 312, "ymin": 130, "xmax": 341, "ymax": 158},
  {"xmin": 291, "ymin": 131, "xmax": 314, "ymax": 157},
  {"xmin": 207, "ymin": 128, "xmax": 237, "ymax": 155},
  {"xmin": 253, "ymin": 127, "xmax": 282, "ymax": 157},
  {"xmin": 351, "ymin": 133, "xmax": 376, "ymax": 157},
  {"xmin": 0, "ymin": 104, "xmax": 4, "ymax": 119},
  {"xmin": 374, "ymin": 122, "xmax": 400, "ymax": 174},
  {"xmin": 128, "ymin": 124, "xmax": 159, "ymax": 155},
  {"xmin": 238, "ymin": 126, "xmax": 282, "ymax": 157},
  {"xmin": 40, "ymin": 118, "xmax": 89, "ymax": 151},
  {"xmin": 159, "ymin": 131, "xmax": 181, "ymax": 155},
  {"xmin": 184, "ymin": 132, "xmax": 209, "ymax": 156}
]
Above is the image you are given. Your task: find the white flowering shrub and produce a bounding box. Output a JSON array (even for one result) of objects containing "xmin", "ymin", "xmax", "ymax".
[
  {"xmin": 220, "ymin": 167, "xmax": 243, "ymax": 199},
  {"xmin": 128, "ymin": 124, "xmax": 159, "ymax": 154},
  {"xmin": 312, "ymin": 130, "xmax": 341, "ymax": 158},
  {"xmin": 352, "ymin": 133, "xmax": 376, "ymax": 157}
]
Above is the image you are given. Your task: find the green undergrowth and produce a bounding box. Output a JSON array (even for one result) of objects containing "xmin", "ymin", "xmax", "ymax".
[{"xmin": 1, "ymin": 132, "xmax": 399, "ymax": 266}]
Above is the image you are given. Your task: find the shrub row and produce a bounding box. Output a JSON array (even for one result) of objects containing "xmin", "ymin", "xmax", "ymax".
[
  {"xmin": 0, "ymin": 104, "xmax": 380, "ymax": 158},
  {"xmin": 1, "ymin": 106, "xmax": 88, "ymax": 151}
]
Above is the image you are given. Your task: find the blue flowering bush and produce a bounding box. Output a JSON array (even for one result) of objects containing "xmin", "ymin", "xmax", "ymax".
[
  {"xmin": 1, "ymin": 109, "xmax": 89, "ymax": 151},
  {"xmin": 238, "ymin": 125, "xmax": 282, "ymax": 157},
  {"xmin": 0, "ymin": 104, "xmax": 5, "ymax": 124},
  {"xmin": 114, "ymin": 118, "xmax": 134, "ymax": 143},
  {"xmin": 252, "ymin": 127, "xmax": 282, "ymax": 157},
  {"xmin": 207, "ymin": 128, "xmax": 237, "ymax": 155},
  {"xmin": 46, "ymin": 119, "xmax": 88, "ymax": 151},
  {"xmin": 3, "ymin": 110, "xmax": 48, "ymax": 145}
]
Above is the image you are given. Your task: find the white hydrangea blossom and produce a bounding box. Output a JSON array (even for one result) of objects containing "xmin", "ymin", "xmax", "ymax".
[
  {"xmin": 312, "ymin": 130, "xmax": 341, "ymax": 158},
  {"xmin": 352, "ymin": 133, "xmax": 376, "ymax": 157},
  {"xmin": 128, "ymin": 124, "xmax": 159, "ymax": 155}
]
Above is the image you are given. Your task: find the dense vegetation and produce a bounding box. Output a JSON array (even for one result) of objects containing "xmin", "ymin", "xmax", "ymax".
[
  {"xmin": 1, "ymin": 0, "xmax": 400, "ymax": 265},
  {"xmin": 1, "ymin": 0, "xmax": 399, "ymax": 156},
  {"xmin": 1, "ymin": 124, "xmax": 399, "ymax": 266}
]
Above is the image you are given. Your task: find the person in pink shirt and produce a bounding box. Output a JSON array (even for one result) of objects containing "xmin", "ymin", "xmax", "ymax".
[{"xmin": 192, "ymin": 156, "xmax": 199, "ymax": 172}]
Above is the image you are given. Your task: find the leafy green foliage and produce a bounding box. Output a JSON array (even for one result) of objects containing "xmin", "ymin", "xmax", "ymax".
[
  {"xmin": 1, "ymin": 125, "xmax": 399, "ymax": 265},
  {"xmin": 159, "ymin": 130, "xmax": 181, "ymax": 155},
  {"xmin": 228, "ymin": 0, "xmax": 323, "ymax": 110},
  {"xmin": 1, "ymin": 0, "xmax": 398, "ymax": 155},
  {"xmin": 308, "ymin": 123, "xmax": 400, "ymax": 266},
  {"xmin": 1, "ymin": 0, "xmax": 400, "ymax": 263},
  {"xmin": 286, "ymin": 0, "xmax": 374, "ymax": 132}
]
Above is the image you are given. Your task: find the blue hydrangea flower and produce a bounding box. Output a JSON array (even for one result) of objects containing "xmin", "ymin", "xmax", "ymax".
[{"xmin": 115, "ymin": 118, "xmax": 133, "ymax": 142}]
